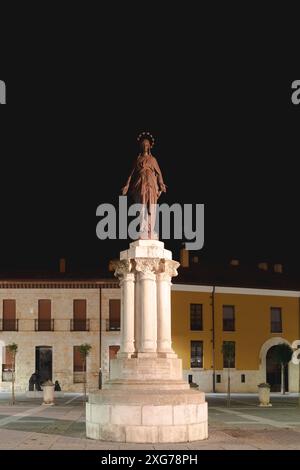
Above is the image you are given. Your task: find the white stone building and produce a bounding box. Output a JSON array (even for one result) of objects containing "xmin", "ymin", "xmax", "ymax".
[{"xmin": 0, "ymin": 272, "xmax": 119, "ymax": 393}]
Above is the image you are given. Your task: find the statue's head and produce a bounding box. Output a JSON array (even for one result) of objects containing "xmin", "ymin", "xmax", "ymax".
[
  {"xmin": 137, "ymin": 131, "xmax": 155, "ymax": 153},
  {"xmin": 141, "ymin": 139, "xmax": 151, "ymax": 153}
]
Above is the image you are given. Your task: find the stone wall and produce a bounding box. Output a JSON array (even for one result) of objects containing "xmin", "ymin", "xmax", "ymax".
[
  {"xmin": 0, "ymin": 288, "xmax": 100, "ymax": 392},
  {"xmin": 101, "ymin": 289, "xmax": 121, "ymax": 384},
  {"xmin": 183, "ymin": 365, "xmax": 300, "ymax": 393}
]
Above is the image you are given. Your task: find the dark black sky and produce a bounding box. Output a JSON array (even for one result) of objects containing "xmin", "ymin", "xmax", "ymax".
[{"xmin": 1, "ymin": 21, "xmax": 299, "ymax": 274}]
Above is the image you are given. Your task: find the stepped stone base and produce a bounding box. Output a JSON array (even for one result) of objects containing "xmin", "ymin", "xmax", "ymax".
[
  {"xmin": 103, "ymin": 380, "xmax": 189, "ymax": 391},
  {"xmin": 86, "ymin": 389, "xmax": 208, "ymax": 443}
]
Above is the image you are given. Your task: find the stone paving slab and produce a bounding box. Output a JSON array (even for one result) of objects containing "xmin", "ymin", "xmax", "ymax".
[{"xmin": 0, "ymin": 393, "xmax": 300, "ymax": 450}]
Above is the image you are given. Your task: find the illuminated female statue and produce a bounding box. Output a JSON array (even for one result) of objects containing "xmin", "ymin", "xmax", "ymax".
[{"xmin": 122, "ymin": 132, "xmax": 167, "ymax": 240}]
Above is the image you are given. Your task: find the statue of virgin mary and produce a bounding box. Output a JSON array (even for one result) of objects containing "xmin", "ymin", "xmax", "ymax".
[{"xmin": 121, "ymin": 132, "xmax": 167, "ymax": 240}]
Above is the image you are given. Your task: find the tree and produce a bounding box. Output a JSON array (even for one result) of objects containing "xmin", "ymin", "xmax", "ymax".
[
  {"xmin": 222, "ymin": 342, "xmax": 235, "ymax": 407},
  {"xmin": 273, "ymin": 343, "xmax": 293, "ymax": 394},
  {"xmin": 7, "ymin": 343, "xmax": 18, "ymax": 405},
  {"xmin": 79, "ymin": 343, "xmax": 92, "ymax": 401}
]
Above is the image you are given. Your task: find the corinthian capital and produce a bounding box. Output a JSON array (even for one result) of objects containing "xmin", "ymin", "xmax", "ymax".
[
  {"xmin": 134, "ymin": 258, "xmax": 161, "ymax": 275},
  {"xmin": 158, "ymin": 259, "xmax": 180, "ymax": 278},
  {"xmin": 114, "ymin": 259, "xmax": 132, "ymax": 279}
]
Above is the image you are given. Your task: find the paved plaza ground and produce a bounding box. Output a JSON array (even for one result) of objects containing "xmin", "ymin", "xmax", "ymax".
[{"xmin": 0, "ymin": 392, "xmax": 299, "ymax": 450}]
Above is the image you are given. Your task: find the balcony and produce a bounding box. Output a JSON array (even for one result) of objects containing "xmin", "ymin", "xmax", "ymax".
[
  {"xmin": 0, "ymin": 318, "xmax": 97, "ymax": 332},
  {"xmin": 223, "ymin": 319, "xmax": 235, "ymax": 331},
  {"xmin": 271, "ymin": 321, "xmax": 282, "ymax": 333},
  {"xmin": 191, "ymin": 359, "xmax": 203, "ymax": 369},
  {"xmin": 0, "ymin": 319, "xmax": 19, "ymax": 331},
  {"xmin": 70, "ymin": 319, "xmax": 90, "ymax": 332},
  {"xmin": 106, "ymin": 319, "xmax": 120, "ymax": 331},
  {"xmin": 35, "ymin": 319, "xmax": 54, "ymax": 332},
  {"xmin": 2, "ymin": 369, "xmax": 13, "ymax": 382}
]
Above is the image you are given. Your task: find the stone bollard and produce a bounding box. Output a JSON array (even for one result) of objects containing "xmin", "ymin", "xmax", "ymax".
[
  {"xmin": 42, "ymin": 380, "xmax": 55, "ymax": 405},
  {"xmin": 258, "ymin": 383, "xmax": 272, "ymax": 407}
]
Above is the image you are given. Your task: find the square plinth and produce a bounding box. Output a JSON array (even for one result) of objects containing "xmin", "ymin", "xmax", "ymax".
[{"xmin": 120, "ymin": 240, "xmax": 172, "ymax": 261}]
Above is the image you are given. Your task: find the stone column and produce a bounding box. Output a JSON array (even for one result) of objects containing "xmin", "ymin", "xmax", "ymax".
[
  {"xmin": 115, "ymin": 260, "xmax": 135, "ymax": 357},
  {"xmin": 135, "ymin": 259, "xmax": 159, "ymax": 355},
  {"xmin": 134, "ymin": 279, "xmax": 141, "ymax": 353},
  {"xmin": 157, "ymin": 260, "xmax": 180, "ymax": 355}
]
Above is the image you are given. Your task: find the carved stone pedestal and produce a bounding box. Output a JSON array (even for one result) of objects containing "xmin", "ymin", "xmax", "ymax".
[{"xmin": 86, "ymin": 240, "xmax": 208, "ymax": 443}]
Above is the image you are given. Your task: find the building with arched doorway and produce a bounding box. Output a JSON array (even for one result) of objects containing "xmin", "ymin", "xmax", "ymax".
[
  {"xmin": 171, "ymin": 252, "xmax": 300, "ymax": 393},
  {"xmin": 259, "ymin": 337, "xmax": 299, "ymax": 392}
]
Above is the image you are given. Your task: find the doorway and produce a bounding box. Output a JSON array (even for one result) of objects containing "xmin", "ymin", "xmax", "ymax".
[
  {"xmin": 35, "ymin": 346, "xmax": 52, "ymax": 384},
  {"xmin": 266, "ymin": 345, "xmax": 288, "ymax": 392},
  {"xmin": 108, "ymin": 345, "xmax": 120, "ymax": 376}
]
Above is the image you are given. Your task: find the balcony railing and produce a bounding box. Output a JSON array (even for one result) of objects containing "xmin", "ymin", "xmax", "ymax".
[
  {"xmin": 0, "ymin": 319, "xmax": 19, "ymax": 331},
  {"xmin": 106, "ymin": 319, "xmax": 120, "ymax": 331},
  {"xmin": 223, "ymin": 319, "xmax": 235, "ymax": 331},
  {"xmin": 70, "ymin": 319, "xmax": 90, "ymax": 331},
  {"xmin": 34, "ymin": 319, "xmax": 54, "ymax": 331},
  {"xmin": 0, "ymin": 319, "xmax": 98, "ymax": 332},
  {"xmin": 2, "ymin": 370, "xmax": 13, "ymax": 382},
  {"xmin": 271, "ymin": 321, "xmax": 282, "ymax": 333},
  {"xmin": 191, "ymin": 359, "xmax": 203, "ymax": 369}
]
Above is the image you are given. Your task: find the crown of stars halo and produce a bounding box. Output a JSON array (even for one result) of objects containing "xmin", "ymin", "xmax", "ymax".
[{"xmin": 137, "ymin": 131, "xmax": 155, "ymax": 148}]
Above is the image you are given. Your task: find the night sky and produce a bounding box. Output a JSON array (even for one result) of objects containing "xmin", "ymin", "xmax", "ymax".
[{"xmin": 1, "ymin": 39, "xmax": 299, "ymax": 274}]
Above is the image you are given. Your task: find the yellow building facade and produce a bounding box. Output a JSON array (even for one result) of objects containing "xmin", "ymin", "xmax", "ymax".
[{"xmin": 171, "ymin": 284, "xmax": 300, "ymax": 392}]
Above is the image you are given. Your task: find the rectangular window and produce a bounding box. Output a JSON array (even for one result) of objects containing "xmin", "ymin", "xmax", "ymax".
[
  {"xmin": 72, "ymin": 300, "xmax": 87, "ymax": 331},
  {"xmin": 241, "ymin": 374, "xmax": 246, "ymax": 383},
  {"xmin": 216, "ymin": 374, "xmax": 221, "ymax": 383},
  {"xmin": 73, "ymin": 346, "xmax": 85, "ymax": 383},
  {"xmin": 223, "ymin": 341, "xmax": 235, "ymax": 368},
  {"xmin": 223, "ymin": 305, "xmax": 235, "ymax": 331},
  {"xmin": 2, "ymin": 300, "xmax": 17, "ymax": 331},
  {"xmin": 271, "ymin": 307, "xmax": 282, "ymax": 333},
  {"xmin": 109, "ymin": 299, "xmax": 121, "ymax": 331},
  {"xmin": 2, "ymin": 346, "xmax": 14, "ymax": 382},
  {"xmin": 191, "ymin": 340, "xmax": 203, "ymax": 368},
  {"xmin": 37, "ymin": 300, "xmax": 52, "ymax": 331},
  {"xmin": 190, "ymin": 304, "xmax": 203, "ymax": 331}
]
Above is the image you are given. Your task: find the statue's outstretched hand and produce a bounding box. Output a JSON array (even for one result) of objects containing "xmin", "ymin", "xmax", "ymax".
[
  {"xmin": 121, "ymin": 185, "xmax": 129, "ymax": 195},
  {"xmin": 160, "ymin": 183, "xmax": 167, "ymax": 193}
]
